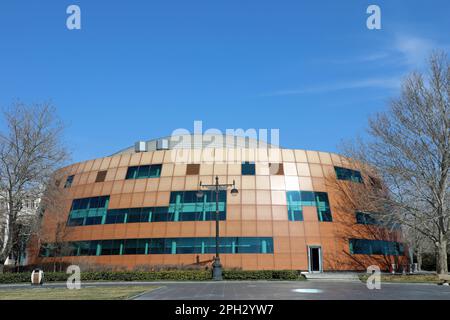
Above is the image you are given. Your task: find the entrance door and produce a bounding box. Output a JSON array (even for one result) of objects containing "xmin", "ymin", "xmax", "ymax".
[{"xmin": 308, "ymin": 246, "xmax": 322, "ymax": 272}]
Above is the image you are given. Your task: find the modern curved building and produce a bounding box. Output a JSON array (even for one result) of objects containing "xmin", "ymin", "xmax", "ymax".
[{"xmin": 30, "ymin": 133, "xmax": 407, "ymax": 271}]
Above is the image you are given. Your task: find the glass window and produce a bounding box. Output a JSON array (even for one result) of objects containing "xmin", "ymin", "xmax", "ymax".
[
  {"xmin": 79, "ymin": 198, "xmax": 89, "ymax": 210},
  {"xmin": 300, "ymin": 191, "xmax": 315, "ymax": 206},
  {"xmin": 286, "ymin": 191, "xmax": 332, "ymax": 222},
  {"xmin": 127, "ymin": 208, "xmax": 142, "ymax": 223},
  {"xmin": 355, "ymin": 212, "xmax": 380, "ymax": 225},
  {"xmin": 125, "ymin": 166, "xmax": 138, "ymax": 179},
  {"xmin": 149, "ymin": 238, "xmax": 166, "ymax": 254},
  {"xmin": 123, "ymin": 239, "xmax": 138, "ymax": 255},
  {"xmin": 64, "ymin": 175, "xmax": 74, "ymax": 188},
  {"xmin": 105, "ymin": 209, "xmax": 126, "ymax": 224},
  {"xmin": 334, "ymin": 166, "xmax": 363, "ymax": 183},
  {"xmin": 85, "ymin": 216, "xmax": 102, "ymax": 225},
  {"xmin": 315, "ymin": 192, "xmax": 332, "ymax": 222},
  {"xmin": 98, "ymin": 196, "xmax": 109, "ymax": 208},
  {"xmin": 67, "ymin": 217, "xmax": 84, "ymax": 226},
  {"xmin": 149, "ymin": 164, "xmax": 162, "ymax": 177},
  {"xmin": 89, "ymin": 197, "xmax": 100, "ymax": 209},
  {"xmin": 241, "ymin": 162, "xmax": 256, "ymax": 175},
  {"xmin": 176, "ymin": 238, "xmax": 197, "ymax": 254},
  {"xmin": 137, "ymin": 165, "xmax": 150, "ymax": 179},
  {"xmin": 67, "ymin": 196, "xmax": 110, "ymax": 226},
  {"xmin": 71, "ymin": 199, "xmax": 81, "ymax": 211},
  {"xmin": 126, "ymin": 164, "xmax": 162, "ymax": 179},
  {"xmin": 101, "ymin": 240, "xmax": 122, "ymax": 255},
  {"xmin": 78, "ymin": 241, "xmax": 98, "ymax": 256},
  {"xmin": 349, "ymin": 239, "xmax": 404, "ymax": 256},
  {"xmin": 152, "ymin": 207, "xmax": 169, "ymax": 222},
  {"xmin": 45, "ymin": 237, "xmax": 275, "ymax": 256},
  {"xmin": 169, "ymin": 190, "xmax": 226, "ymax": 222},
  {"xmin": 286, "ymin": 191, "xmax": 303, "ymax": 221}
]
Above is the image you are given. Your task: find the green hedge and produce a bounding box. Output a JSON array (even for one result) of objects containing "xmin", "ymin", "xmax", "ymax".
[
  {"xmin": 0, "ymin": 270, "xmax": 305, "ymax": 284},
  {"xmin": 223, "ymin": 270, "xmax": 302, "ymax": 280}
]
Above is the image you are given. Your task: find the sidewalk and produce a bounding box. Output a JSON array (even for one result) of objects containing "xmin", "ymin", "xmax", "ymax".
[{"xmin": 301, "ymin": 272, "xmax": 360, "ymax": 281}]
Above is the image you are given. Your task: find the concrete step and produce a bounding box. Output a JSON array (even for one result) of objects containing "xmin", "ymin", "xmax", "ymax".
[{"xmin": 302, "ymin": 272, "xmax": 360, "ymax": 281}]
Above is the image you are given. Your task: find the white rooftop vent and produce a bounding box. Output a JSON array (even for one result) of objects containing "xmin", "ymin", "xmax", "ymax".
[
  {"xmin": 156, "ymin": 138, "xmax": 169, "ymax": 150},
  {"xmin": 134, "ymin": 141, "xmax": 147, "ymax": 152}
]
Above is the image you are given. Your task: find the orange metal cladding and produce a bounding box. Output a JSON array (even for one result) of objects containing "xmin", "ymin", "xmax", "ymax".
[{"xmin": 30, "ymin": 146, "xmax": 407, "ymax": 271}]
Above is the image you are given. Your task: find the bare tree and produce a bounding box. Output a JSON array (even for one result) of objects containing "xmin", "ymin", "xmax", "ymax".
[
  {"xmin": 32, "ymin": 172, "xmax": 74, "ymax": 272},
  {"xmin": 0, "ymin": 101, "xmax": 69, "ymax": 272},
  {"xmin": 402, "ymin": 223, "xmax": 434, "ymax": 271},
  {"xmin": 324, "ymin": 165, "xmax": 408, "ymax": 271},
  {"xmin": 341, "ymin": 51, "xmax": 449, "ymax": 274}
]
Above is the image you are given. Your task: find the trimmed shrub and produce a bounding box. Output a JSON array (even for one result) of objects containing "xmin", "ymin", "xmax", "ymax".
[
  {"xmin": 0, "ymin": 269, "xmax": 305, "ymax": 284},
  {"xmin": 223, "ymin": 270, "xmax": 302, "ymax": 280}
]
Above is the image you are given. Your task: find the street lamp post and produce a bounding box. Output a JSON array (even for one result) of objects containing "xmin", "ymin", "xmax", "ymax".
[{"xmin": 197, "ymin": 176, "xmax": 238, "ymax": 281}]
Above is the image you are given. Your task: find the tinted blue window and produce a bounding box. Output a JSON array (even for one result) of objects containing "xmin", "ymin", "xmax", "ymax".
[
  {"xmin": 355, "ymin": 212, "xmax": 380, "ymax": 225},
  {"xmin": 152, "ymin": 207, "xmax": 169, "ymax": 222},
  {"xmin": 286, "ymin": 191, "xmax": 332, "ymax": 222},
  {"xmin": 286, "ymin": 191, "xmax": 303, "ymax": 221},
  {"xmin": 67, "ymin": 196, "xmax": 110, "ymax": 226},
  {"xmin": 315, "ymin": 192, "xmax": 332, "ymax": 222},
  {"xmin": 67, "ymin": 218, "xmax": 84, "ymax": 226},
  {"xmin": 137, "ymin": 165, "xmax": 150, "ymax": 179},
  {"xmin": 79, "ymin": 198, "xmax": 89, "ymax": 210},
  {"xmin": 125, "ymin": 166, "xmax": 138, "ymax": 179},
  {"xmin": 78, "ymin": 241, "xmax": 98, "ymax": 256},
  {"xmin": 149, "ymin": 238, "xmax": 165, "ymax": 254},
  {"xmin": 64, "ymin": 175, "xmax": 74, "ymax": 188},
  {"xmin": 126, "ymin": 164, "xmax": 162, "ymax": 179},
  {"xmin": 123, "ymin": 239, "xmax": 146, "ymax": 255},
  {"xmin": 85, "ymin": 216, "xmax": 102, "ymax": 225},
  {"xmin": 334, "ymin": 166, "xmax": 363, "ymax": 183},
  {"xmin": 41, "ymin": 237, "xmax": 274, "ymax": 256},
  {"xmin": 169, "ymin": 190, "xmax": 226, "ymax": 222},
  {"xmin": 349, "ymin": 239, "xmax": 404, "ymax": 256},
  {"xmin": 149, "ymin": 164, "xmax": 162, "ymax": 177},
  {"xmin": 105, "ymin": 209, "xmax": 126, "ymax": 224},
  {"xmin": 100, "ymin": 240, "xmax": 122, "ymax": 255},
  {"xmin": 241, "ymin": 162, "xmax": 256, "ymax": 175},
  {"xmin": 89, "ymin": 197, "xmax": 100, "ymax": 209},
  {"xmin": 127, "ymin": 208, "xmax": 143, "ymax": 223}
]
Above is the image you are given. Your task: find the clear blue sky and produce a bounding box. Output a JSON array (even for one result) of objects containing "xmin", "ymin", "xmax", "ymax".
[{"xmin": 0, "ymin": 1, "xmax": 449, "ymax": 163}]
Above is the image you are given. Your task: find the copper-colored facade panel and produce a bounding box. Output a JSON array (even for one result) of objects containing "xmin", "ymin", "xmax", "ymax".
[
  {"xmin": 256, "ymin": 190, "xmax": 271, "ymax": 205},
  {"xmin": 241, "ymin": 190, "xmax": 256, "ymax": 205},
  {"xmin": 298, "ymin": 176, "xmax": 314, "ymax": 191},
  {"xmin": 306, "ymin": 150, "xmax": 320, "ymax": 163},
  {"xmin": 129, "ymin": 153, "xmax": 142, "ymax": 166},
  {"xmin": 225, "ymin": 205, "xmax": 241, "ymax": 221},
  {"xmin": 309, "ymin": 163, "xmax": 324, "ymax": 177},
  {"xmin": 281, "ymin": 149, "xmax": 295, "ymax": 162},
  {"xmin": 241, "ymin": 176, "xmax": 256, "ymax": 189},
  {"xmin": 241, "ymin": 205, "xmax": 257, "ymax": 220},
  {"xmin": 140, "ymin": 152, "xmax": 153, "ymax": 165},
  {"xmin": 256, "ymin": 205, "xmax": 272, "ymax": 220}
]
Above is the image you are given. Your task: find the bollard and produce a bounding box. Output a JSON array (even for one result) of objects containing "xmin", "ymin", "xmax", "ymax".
[{"xmin": 31, "ymin": 269, "xmax": 44, "ymax": 285}]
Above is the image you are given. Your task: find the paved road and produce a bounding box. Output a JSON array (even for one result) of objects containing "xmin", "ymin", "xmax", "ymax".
[
  {"xmin": 1, "ymin": 280, "xmax": 450, "ymax": 300},
  {"xmin": 133, "ymin": 280, "xmax": 450, "ymax": 300}
]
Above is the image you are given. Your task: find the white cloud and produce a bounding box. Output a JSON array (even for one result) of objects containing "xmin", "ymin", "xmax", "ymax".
[
  {"xmin": 262, "ymin": 35, "xmax": 447, "ymax": 98},
  {"xmin": 262, "ymin": 77, "xmax": 401, "ymax": 97},
  {"xmin": 394, "ymin": 34, "xmax": 436, "ymax": 67}
]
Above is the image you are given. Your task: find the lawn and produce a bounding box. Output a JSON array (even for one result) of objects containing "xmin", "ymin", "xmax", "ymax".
[
  {"xmin": 0, "ymin": 285, "xmax": 158, "ymax": 300},
  {"xmin": 358, "ymin": 274, "xmax": 441, "ymax": 284}
]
